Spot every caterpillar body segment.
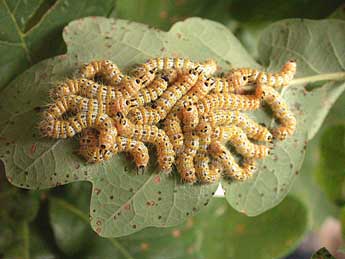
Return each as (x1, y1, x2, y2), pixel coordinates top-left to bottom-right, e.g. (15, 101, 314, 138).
(194, 122, 220, 183)
(157, 135, 176, 172)
(115, 136, 150, 169)
(204, 110, 272, 142)
(176, 154, 197, 183)
(230, 60, 297, 89)
(256, 60, 297, 89)
(114, 112, 175, 171)
(79, 128, 113, 163)
(39, 109, 114, 139)
(152, 68, 200, 122)
(136, 57, 217, 76)
(128, 68, 201, 126)
(79, 60, 123, 85)
(194, 154, 221, 184)
(163, 115, 184, 154)
(118, 76, 149, 97)
(208, 142, 256, 181)
(128, 71, 178, 109)
(176, 132, 199, 183)
(211, 72, 249, 94)
(211, 126, 270, 159)
(49, 79, 86, 99)
(127, 106, 161, 125)
(197, 93, 261, 114)
(256, 85, 296, 140)
(79, 130, 148, 168)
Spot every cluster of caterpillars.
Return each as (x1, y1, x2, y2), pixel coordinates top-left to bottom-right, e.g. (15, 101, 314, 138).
(39, 57, 297, 184)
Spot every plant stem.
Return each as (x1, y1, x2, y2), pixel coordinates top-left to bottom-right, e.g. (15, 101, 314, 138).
(290, 72, 345, 86)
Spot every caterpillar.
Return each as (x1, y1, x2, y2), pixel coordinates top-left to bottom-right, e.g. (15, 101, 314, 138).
(115, 136, 150, 170)
(79, 128, 113, 163)
(127, 106, 161, 125)
(256, 85, 296, 140)
(79, 60, 124, 86)
(49, 79, 87, 99)
(128, 68, 200, 125)
(211, 72, 249, 94)
(208, 142, 256, 181)
(162, 116, 184, 153)
(194, 147, 220, 184)
(43, 95, 105, 121)
(203, 110, 272, 142)
(118, 76, 149, 97)
(152, 68, 200, 121)
(39, 110, 115, 139)
(197, 93, 261, 114)
(50, 79, 136, 116)
(135, 57, 217, 77)
(229, 60, 297, 89)
(114, 112, 175, 171)
(128, 70, 178, 109)
(79, 129, 149, 168)
(211, 125, 270, 159)
(176, 132, 200, 183)
(194, 121, 220, 183)
(99, 127, 117, 150)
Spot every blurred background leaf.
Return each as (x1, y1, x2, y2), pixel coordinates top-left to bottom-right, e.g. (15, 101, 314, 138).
(316, 125, 345, 205)
(0, 0, 116, 90)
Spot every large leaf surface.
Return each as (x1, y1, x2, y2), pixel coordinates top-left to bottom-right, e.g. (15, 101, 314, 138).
(1, 17, 345, 236)
(49, 182, 202, 259)
(49, 182, 308, 259)
(0, 0, 116, 91)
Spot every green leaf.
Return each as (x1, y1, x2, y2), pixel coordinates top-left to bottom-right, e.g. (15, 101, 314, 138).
(230, 0, 342, 23)
(0, 0, 116, 91)
(291, 135, 339, 229)
(1, 17, 345, 236)
(49, 182, 202, 259)
(49, 183, 94, 255)
(116, 0, 232, 31)
(223, 18, 345, 216)
(316, 125, 345, 204)
(50, 183, 307, 259)
(196, 196, 308, 259)
(0, 166, 53, 258)
(1, 222, 56, 259)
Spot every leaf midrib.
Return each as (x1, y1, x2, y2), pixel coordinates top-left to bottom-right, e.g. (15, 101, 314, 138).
(3, 0, 32, 63)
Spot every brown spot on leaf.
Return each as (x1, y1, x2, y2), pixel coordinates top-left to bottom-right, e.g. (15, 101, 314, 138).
(124, 203, 131, 210)
(154, 175, 161, 184)
(30, 144, 36, 154)
(146, 200, 155, 206)
(172, 229, 181, 238)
